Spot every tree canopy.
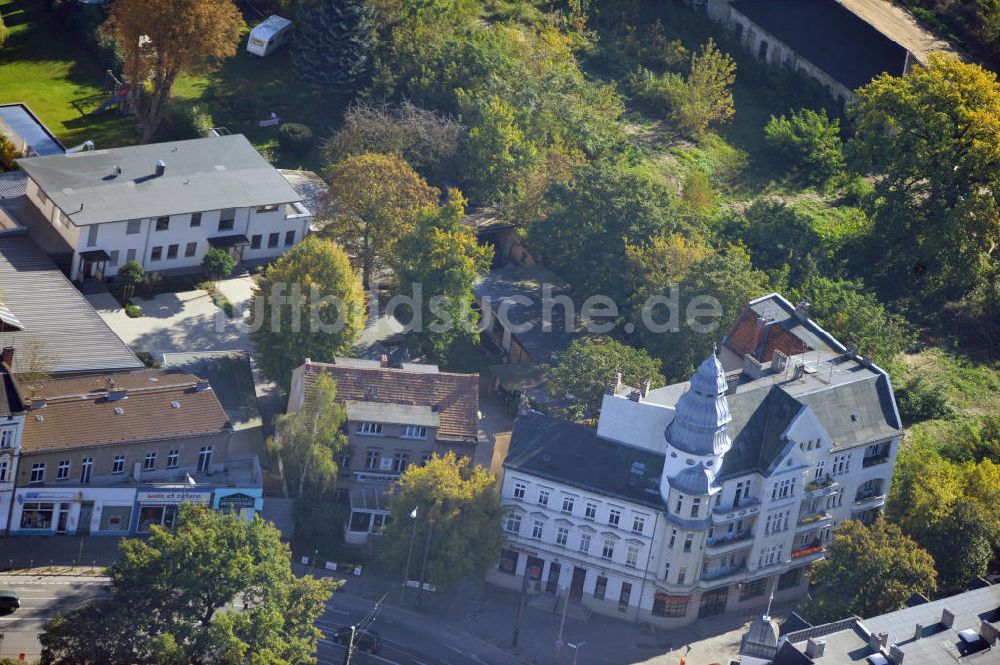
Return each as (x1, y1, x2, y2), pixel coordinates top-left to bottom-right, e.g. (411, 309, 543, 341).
(274, 372, 347, 498)
(40, 505, 334, 665)
(105, 0, 244, 142)
(378, 452, 502, 591)
(292, 0, 374, 91)
(250, 236, 365, 386)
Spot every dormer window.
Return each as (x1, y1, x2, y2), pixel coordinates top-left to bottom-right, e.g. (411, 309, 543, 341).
(357, 422, 383, 436)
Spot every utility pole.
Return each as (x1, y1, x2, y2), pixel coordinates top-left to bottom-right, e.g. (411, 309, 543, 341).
(511, 562, 530, 646)
(415, 520, 434, 611)
(554, 586, 569, 663)
(399, 507, 418, 605)
(340, 625, 356, 665)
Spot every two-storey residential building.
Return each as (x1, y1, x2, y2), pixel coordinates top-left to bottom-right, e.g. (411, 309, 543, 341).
(287, 357, 481, 544)
(7, 368, 263, 535)
(15, 134, 312, 282)
(490, 293, 903, 626)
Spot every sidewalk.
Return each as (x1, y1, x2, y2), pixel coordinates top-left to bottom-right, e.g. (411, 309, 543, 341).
(0, 535, 124, 572)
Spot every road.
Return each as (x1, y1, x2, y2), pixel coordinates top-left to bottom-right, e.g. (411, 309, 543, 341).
(0, 578, 512, 665)
(0, 577, 107, 660)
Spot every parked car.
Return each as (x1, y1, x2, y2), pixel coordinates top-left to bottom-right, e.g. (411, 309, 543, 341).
(0, 590, 19, 612)
(331, 626, 381, 653)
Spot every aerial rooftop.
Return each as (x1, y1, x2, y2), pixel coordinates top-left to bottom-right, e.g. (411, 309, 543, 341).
(16, 134, 304, 226)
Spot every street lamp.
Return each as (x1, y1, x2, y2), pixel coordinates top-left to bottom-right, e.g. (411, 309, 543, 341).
(399, 507, 418, 605)
(566, 641, 586, 665)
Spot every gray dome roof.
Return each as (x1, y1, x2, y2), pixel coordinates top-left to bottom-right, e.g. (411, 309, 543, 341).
(743, 615, 780, 649)
(665, 352, 732, 456)
(669, 465, 715, 495)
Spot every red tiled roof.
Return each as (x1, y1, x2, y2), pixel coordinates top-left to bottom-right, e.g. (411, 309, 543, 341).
(302, 362, 479, 441)
(760, 324, 810, 362)
(725, 306, 810, 362)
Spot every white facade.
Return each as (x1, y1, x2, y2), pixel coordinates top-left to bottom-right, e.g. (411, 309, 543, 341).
(0, 414, 25, 533)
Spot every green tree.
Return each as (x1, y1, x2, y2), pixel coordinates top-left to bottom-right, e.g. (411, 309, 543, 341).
(887, 439, 965, 540)
(379, 452, 502, 591)
(292, 0, 374, 91)
(804, 519, 936, 623)
(639, 245, 771, 382)
(763, 108, 845, 185)
(274, 372, 347, 497)
(105, 0, 244, 142)
(117, 260, 145, 303)
(39, 505, 334, 665)
(668, 39, 736, 135)
(732, 199, 832, 285)
(544, 337, 664, 421)
(201, 248, 236, 282)
(394, 191, 492, 364)
(461, 95, 539, 204)
(848, 54, 1000, 301)
(920, 502, 993, 595)
(250, 236, 365, 386)
(320, 153, 439, 288)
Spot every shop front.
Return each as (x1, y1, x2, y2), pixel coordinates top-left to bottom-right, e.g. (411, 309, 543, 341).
(10, 489, 79, 535)
(133, 488, 211, 533)
(213, 487, 263, 520)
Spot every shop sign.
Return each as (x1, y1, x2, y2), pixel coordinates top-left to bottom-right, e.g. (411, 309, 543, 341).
(218, 493, 256, 510)
(137, 490, 210, 504)
(22, 491, 76, 501)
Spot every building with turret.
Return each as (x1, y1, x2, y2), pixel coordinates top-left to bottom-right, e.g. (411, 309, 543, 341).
(490, 293, 903, 625)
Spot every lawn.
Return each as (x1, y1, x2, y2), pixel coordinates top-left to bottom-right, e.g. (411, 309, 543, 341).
(0, 0, 348, 171)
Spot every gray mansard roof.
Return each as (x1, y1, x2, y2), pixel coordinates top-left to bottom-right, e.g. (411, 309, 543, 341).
(505, 411, 665, 510)
(17, 135, 303, 226)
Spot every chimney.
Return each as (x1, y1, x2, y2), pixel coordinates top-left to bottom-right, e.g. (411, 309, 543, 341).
(792, 363, 806, 381)
(605, 372, 623, 396)
(879, 632, 889, 648)
(805, 638, 825, 658)
(941, 608, 955, 628)
(641, 377, 651, 398)
(913, 623, 923, 640)
(380, 353, 389, 368)
(889, 644, 905, 664)
(794, 299, 811, 320)
(155, 160, 166, 177)
(980, 619, 999, 646)
(1, 346, 13, 368)
(867, 632, 882, 652)
(628, 390, 641, 402)
(194, 379, 211, 392)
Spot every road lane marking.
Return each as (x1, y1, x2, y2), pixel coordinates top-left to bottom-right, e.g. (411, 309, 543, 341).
(383, 638, 407, 648)
(445, 644, 489, 664)
(367, 653, 401, 665)
(325, 608, 351, 615)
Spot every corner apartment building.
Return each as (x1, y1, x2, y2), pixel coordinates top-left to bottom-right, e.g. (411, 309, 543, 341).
(15, 134, 312, 282)
(6, 368, 262, 536)
(490, 293, 903, 626)
(288, 357, 481, 544)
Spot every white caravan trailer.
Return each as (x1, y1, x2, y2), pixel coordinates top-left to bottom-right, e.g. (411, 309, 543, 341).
(247, 16, 293, 57)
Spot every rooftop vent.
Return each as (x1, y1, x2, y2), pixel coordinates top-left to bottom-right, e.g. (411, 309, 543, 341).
(170, 401, 181, 409)
(805, 638, 825, 658)
(114, 406, 124, 415)
(107, 389, 128, 402)
(35, 414, 43, 422)
(111, 165, 122, 178)
(155, 160, 166, 177)
(367, 387, 378, 399)
(194, 379, 211, 392)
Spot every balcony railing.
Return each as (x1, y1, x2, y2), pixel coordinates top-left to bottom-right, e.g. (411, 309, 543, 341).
(797, 511, 832, 527)
(804, 475, 834, 492)
(701, 563, 748, 581)
(791, 539, 825, 559)
(714, 497, 759, 515)
(706, 530, 753, 548)
(853, 492, 886, 506)
(862, 452, 890, 468)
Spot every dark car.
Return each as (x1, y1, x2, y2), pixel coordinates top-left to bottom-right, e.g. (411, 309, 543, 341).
(331, 626, 381, 653)
(0, 590, 19, 613)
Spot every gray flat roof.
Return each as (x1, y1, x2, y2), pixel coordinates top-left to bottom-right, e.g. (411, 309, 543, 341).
(0, 231, 142, 373)
(0, 104, 65, 157)
(17, 134, 303, 226)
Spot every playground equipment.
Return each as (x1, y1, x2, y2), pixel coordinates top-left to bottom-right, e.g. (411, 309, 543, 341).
(92, 71, 137, 116)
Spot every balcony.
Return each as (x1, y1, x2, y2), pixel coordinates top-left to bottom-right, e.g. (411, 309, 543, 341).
(796, 510, 832, 531)
(700, 562, 748, 582)
(803, 475, 840, 498)
(705, 530, 754, 555)
(713, 498, 760, 524)
(852, 493, 886, 509)
(862, 452, 890, 468)
(791, 541, 826, 561)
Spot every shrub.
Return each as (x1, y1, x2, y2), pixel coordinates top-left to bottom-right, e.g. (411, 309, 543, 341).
(125, 303, 143, 318)
(277, 122, 314, 156)
(897, 376, 955, 424)
(202, 248, 236, 281)
(764, 108, 845, 185)
(0, 134, 20, 171)
(0, 12, 8, 49)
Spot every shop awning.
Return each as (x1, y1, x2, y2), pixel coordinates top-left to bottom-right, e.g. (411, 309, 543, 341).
(79, 249, 112, 262)
(208, 234, 250, 249)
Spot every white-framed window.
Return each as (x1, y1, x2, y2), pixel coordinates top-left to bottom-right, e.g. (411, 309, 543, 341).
(513, 482, 526, 500)
(392, 452, 409, 473)
(190, 212, 202, 227)
(365, 449, 381, 470)
(626, 544, 639, 568)
(357, 422, 383, 436)
(30, 462, 45, 483)
(584, 502, 597, 520)
(832, 453, 850, 476)
(0, 459, 6, 482)
(677, 566, 687, 584)
(112, 455, 125, 474)
(814, 460, 826, 480)
(537, 490, 549, 507)
(556, 526, 569, 547)
(683, 532, 694, 552)
(197, 446, 212, 472)
(632, 515, 646, 534)
(166, 449, 179, 468)
(57, 460, 70, 480)
(601, 539, 615, 561)
(690, 497, 701, 518)
(531, 520, 544, 540)
(0, 429, 13, 448)
(126, 219, 141, 235)
(675, 494, 684, 513)
(340, 451, 352, 470)
(561, 496, 575, 513)
(155, 216, 170, 231)
(608, 508, 621, 527)
(143, 452, 156, 470)
(579, 533, 591, 554)
(668, 528, 677, 548)
(109, 250, 120, 266)
(771, 477, 796, 500)
(401, 425, 427, 440)
(80, 457, 92, 484)
(765, 510, 790, 534)
(504, 511, 522, 534)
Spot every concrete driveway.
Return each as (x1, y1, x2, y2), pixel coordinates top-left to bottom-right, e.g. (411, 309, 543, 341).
(86, 276, 255, 356)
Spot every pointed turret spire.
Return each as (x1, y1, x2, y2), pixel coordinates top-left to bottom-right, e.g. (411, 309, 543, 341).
(665, 350, 732, 456)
